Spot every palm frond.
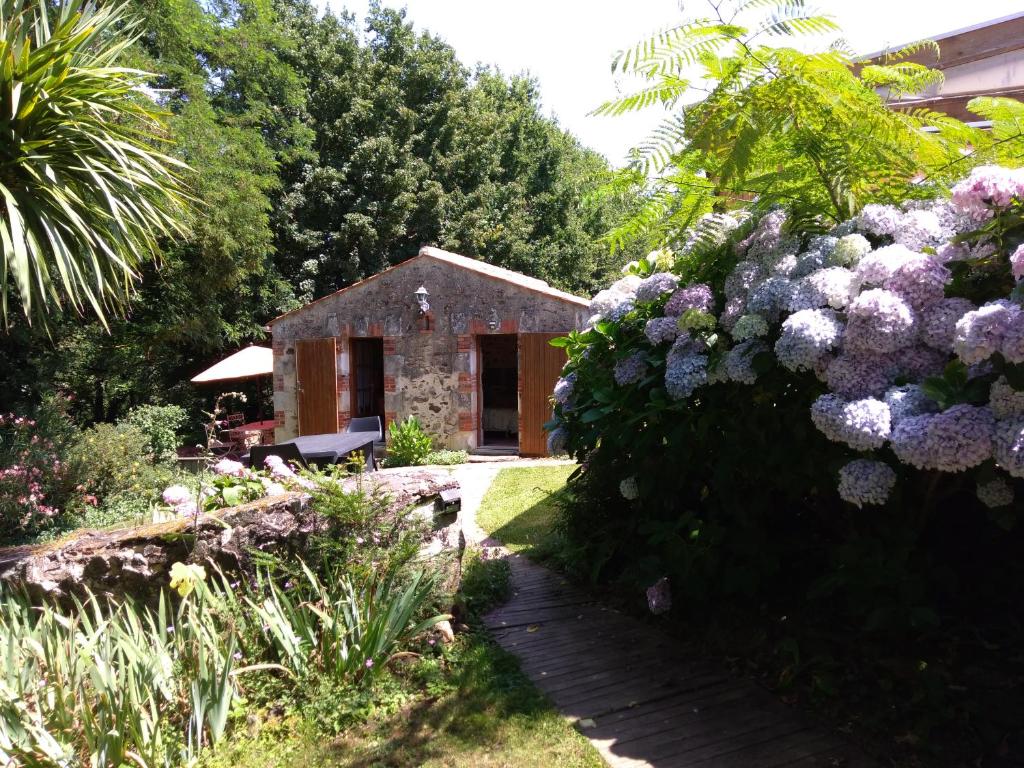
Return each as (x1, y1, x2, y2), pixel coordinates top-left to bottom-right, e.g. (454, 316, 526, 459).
(0, 0, 192, 328)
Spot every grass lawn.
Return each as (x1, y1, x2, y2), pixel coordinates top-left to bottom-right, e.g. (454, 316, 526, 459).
(203, 548, 601, 768)
(475, 465, 575, 557)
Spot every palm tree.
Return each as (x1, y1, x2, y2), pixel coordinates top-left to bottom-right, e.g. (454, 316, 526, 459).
(0, 0, 191, 327)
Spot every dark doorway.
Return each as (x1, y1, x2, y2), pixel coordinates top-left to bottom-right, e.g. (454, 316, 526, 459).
(479, 334, 519, 447)
(350, 338, 385, 423)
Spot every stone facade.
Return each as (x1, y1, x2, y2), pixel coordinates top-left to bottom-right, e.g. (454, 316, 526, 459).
(269, 247, 588, 450)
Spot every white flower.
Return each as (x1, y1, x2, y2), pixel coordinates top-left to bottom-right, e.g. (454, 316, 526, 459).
(619, 477, 639, 500)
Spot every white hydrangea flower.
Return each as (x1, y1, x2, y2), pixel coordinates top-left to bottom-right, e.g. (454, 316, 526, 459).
(831, 234, 871, 267)
(857, 203, 903, 237)
(855, 244, 919, 287)
(619, 476, 640, 500)
(810, 394, 891, 451)
(977, 477, 1014, 508)
(775, 308, 844, 372)
(787, 267, 858, 311)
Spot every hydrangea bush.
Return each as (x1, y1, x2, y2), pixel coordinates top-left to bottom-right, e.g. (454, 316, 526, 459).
(549, 166, 1024, 640)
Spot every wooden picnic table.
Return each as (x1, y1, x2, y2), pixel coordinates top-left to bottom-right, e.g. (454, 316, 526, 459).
(225, 419, 276, 448)
(278, 431, 378, 471)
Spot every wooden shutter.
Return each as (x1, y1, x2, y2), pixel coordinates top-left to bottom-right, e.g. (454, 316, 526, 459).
(519, 333, 568, 456)
(296, 338, 338, 436)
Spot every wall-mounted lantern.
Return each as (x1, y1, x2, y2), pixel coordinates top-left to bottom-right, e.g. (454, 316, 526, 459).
(414, 286, 430, 315)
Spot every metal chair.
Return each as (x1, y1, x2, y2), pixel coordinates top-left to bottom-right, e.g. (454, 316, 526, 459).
(248, 443, 308, 471)
(204, 423, 234, 455)
(346, 416, 383, 442)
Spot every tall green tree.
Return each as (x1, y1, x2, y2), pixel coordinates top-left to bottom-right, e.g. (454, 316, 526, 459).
(0, 0, 191, 326)
(598, 0, 988, 250)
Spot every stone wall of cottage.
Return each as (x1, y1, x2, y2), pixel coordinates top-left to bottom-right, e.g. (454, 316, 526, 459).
(270, 256, 587, 449)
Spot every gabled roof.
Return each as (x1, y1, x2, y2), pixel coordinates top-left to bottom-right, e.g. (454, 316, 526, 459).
(268, 246, 589, 326)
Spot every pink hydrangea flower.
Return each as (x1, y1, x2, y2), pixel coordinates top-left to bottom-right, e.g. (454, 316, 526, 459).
(1011, 244, 1024, 281)
(213, 458, 247, 477)
(162, 484, 193, 507)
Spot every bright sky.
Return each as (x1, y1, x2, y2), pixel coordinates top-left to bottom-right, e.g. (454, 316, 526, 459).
(325, 0, 1023, 165)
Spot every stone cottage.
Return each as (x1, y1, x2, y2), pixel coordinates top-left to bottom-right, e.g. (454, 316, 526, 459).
(268, 247, 588, 455)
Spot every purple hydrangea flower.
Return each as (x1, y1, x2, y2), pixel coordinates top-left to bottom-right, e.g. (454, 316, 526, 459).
(737, 209, 788, 260)
(724, 261, 765, 300)
(162, 485, 193, 507)
(644, 316, 679, 345)
(1002, 313, 1024, 364)
(636, 272, 680, 303)
(977, 477, 1014, 508)
(789, 250, 827, 280)
(775, 308, 843, 372)
(810, 394, 891, 451)
(719, 295, 746, 331)
(857, 204, 903, 237)
(825, 352, 899, 399)
(614, 351, 648, 386)
(990, 376, 1024, 420)
(665, 283, 714, 316)
(845, 289, 917, 354)
(953, 300, 1023, 365)
(920, 297, 976, 351)
(894, 344, 949, 380)
(855, 244, 918, 287)
(893, 209, 947, 251)
(723, 340, 768, 385)
(838, 459, 897, 508)
(646, 577, 672, 615)
(891, 405, 994, 472)
(787, 267, 858, 311)
(994, 417, 1024, 478)
(950, 165, 1024, 220)
(883, 255, 950, 309)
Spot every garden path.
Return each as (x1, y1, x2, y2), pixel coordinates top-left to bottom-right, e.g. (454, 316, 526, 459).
(456, 463, 877, 768)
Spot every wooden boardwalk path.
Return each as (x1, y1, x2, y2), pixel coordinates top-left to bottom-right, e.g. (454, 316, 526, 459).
(484, 553, 876, 768)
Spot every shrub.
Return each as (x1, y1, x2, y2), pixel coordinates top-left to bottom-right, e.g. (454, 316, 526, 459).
(66, 422, 172, 506)
(123, 404, 187, 463)
(550, 170, 1024, 755)
(423, 449, 469, 465)
(382, 416, 434, 467)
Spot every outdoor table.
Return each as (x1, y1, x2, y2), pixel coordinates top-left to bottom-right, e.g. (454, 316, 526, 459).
(226, 419, 276, 448)
(277, 431, 378, 471)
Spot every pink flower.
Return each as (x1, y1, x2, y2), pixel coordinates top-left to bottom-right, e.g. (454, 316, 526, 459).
(213, 458, 247, 478)
(162, 484, 193, 507)
(364, 658, 374, 669)
(1011, 244, 1024, 281)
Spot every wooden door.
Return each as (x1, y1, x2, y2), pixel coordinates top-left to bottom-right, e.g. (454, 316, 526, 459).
(519, 333, 568, 456)
(296, 338, 338, 436)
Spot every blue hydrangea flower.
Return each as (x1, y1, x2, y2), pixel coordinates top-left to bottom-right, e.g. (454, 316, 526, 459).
(891, 405, 994, 472)
(746, 277, 793, 322)
(893, 345, 949, 381)
(893, 208, 948, 251)
(553, 373, 576, 407)
(546, 426, 569, 456)
(990, 376, 1024, 420)
(994, 417, 1024, 478)
(636, 272, 680, 303)
(614, 351, 648, 386)
(665, 336, 709, 400)
(724, 261, 765, 300)
(810, 394, 892, 451)
(723, 340, 768, 385)
(719, 296, 746, 332)
(884, 384, 938, 426)
(787, 267, 858, 311)
(838, 459, 897, 507)
(845, 289, 917, 354)
(775, 308, 843, 372)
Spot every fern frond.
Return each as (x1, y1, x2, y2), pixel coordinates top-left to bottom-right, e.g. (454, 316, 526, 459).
(592, 76, 691, 116)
